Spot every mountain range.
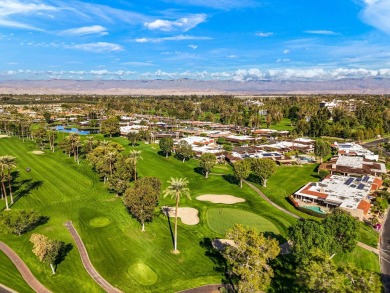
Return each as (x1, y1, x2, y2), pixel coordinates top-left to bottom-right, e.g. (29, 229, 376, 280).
(0, 78, 389, 95)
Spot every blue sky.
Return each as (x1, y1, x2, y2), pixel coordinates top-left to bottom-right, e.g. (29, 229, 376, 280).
(1, 0, 390, 80)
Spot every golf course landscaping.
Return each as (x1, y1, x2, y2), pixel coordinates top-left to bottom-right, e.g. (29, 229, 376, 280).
(0, 135, 381, 292)
(0, 136, 297, 293)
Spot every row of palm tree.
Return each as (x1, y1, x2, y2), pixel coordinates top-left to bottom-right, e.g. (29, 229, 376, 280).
(0, 156, 17, 210)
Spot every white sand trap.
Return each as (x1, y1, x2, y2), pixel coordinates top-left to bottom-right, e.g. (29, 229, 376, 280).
(163, 207, 199, 225)
(196, 194, 245, 204)
(212, 238, 237, 251)
(0, 134, 9, 138)
(31, 150, 44, 155)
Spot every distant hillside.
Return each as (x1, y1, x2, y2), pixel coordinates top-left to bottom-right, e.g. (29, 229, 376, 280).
(0, 78, 389, 95)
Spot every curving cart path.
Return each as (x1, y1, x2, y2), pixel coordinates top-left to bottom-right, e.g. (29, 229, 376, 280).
(0, 241, 51, 293)
(64, 221, 122, 293)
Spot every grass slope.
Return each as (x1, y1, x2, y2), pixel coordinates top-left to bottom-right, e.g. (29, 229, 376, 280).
(0, 137, 296, 293)
(333, 246, 380, 273)
(258, 164, 320, 219)
(0, 251, 35, 293)
(207, 208, 280, 235)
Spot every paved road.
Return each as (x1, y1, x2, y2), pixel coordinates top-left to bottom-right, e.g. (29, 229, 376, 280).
(0, 284, 18, 293)
(381, 211, 390, 293)
(64, 222, 122, 293)
(361, 138, 389, 148)
(0, 241, 51, 293)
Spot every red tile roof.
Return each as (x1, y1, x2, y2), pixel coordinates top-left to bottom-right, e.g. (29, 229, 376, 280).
(300, 184, 328, 199)
(357, 200, 371, 215)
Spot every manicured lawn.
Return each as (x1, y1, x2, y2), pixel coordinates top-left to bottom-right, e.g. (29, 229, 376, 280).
(0, 137, 297, 293)
(358, 222, 379, 248)
(269, 118, 295, 131)
(258, 164, 320, 219)
(0, 251, 35, 293)
(207, 208, 280, 235)
(333, 246, 380, 273)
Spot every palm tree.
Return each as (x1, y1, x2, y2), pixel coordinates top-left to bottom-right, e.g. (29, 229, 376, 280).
(0, 156, 10, 210)
(163, 177, 190, 253)
(4, 156, 16, 204)
(128, 150, 143, 181)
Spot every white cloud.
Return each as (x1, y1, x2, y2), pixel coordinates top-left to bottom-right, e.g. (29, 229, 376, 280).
(65, 42, 124, 53)
(232, 67, 390, 81)
(255, 32, 273, 37)
(276, 58, 291, 63)
(122, 61, 154, 66)
(0, 0, 57, 30)
(361, 0, 390, 34)
(60, 25, 108, 36)
(188, 44, 198, 49)
(304, 30, 337, 35)
(144, 14, 206, 32)
(162, 0, 257, 10)
(135, 35, 212, 43)
(283, 49, 290, 54)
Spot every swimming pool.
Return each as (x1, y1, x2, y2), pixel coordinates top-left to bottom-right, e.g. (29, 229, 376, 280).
(302, 206, 327, 214)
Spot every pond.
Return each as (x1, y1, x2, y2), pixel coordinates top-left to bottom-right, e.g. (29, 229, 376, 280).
(54, 125, 94, 135)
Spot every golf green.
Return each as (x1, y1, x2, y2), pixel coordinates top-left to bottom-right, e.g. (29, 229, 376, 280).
(89, 217, 111, 228)
(128, 263, 158, 285)
(207, 208, 280, 235)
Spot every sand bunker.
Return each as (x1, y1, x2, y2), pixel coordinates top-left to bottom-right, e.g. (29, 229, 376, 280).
(196, 194, 245, 204)
(0, 134, 9, 138)
(31, 150, 44, 155)
(162, 207, 199, 225)
(212, 238, 237, 251)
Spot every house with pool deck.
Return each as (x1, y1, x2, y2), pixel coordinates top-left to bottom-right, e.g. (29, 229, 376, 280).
(293, 174, 382, 220)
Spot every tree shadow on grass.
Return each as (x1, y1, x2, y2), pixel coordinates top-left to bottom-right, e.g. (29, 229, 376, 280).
(12, 179, 43, 205)
(161, 207, 175, 250)
(222, 174, 239, 185)
(55, 243, 73, 271)
(193, 167, 204, 176)
(200, 237, 235, 291)
(246, 173, 262, 185)
(157, 151, 170, 158)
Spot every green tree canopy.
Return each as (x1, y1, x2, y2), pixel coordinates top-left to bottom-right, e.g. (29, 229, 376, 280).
(288, 219, 336, 260)
(123, 177, 161, 231)
(0, 210, 43, 236)
(159, 137, 174, 157)
(233, 159, 251, 188)
(296, 248, 344, 293)
(314, 139, 331, 163)
(100, 116, 120, 137)
(322, 209, 359, 254)
(175, 140, 193, 162)
(222, 224, 280, 293)
(199, 153, 216, 178)
(250, 158, 277, 187)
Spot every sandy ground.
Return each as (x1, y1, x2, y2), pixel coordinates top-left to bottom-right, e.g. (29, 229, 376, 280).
(196, 194, 245, 204)
(212, 239, 237, 251)
(0, 134, 9, 138)
(163, 207, 199, 225)
(31, 150, 45, 155)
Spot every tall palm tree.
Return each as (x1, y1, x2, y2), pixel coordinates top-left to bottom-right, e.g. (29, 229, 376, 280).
(163, 177, 190, 253)
(0, 156, 10, 210)
(4, 156, 16, 204)
(128, 150, 143, 181)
